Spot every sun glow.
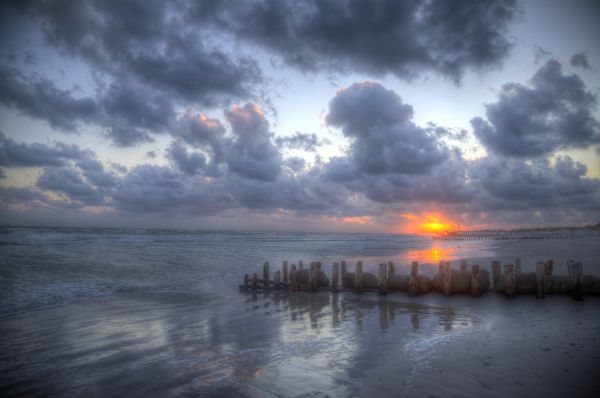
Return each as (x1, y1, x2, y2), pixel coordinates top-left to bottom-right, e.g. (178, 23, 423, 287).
(397, 213, 455, 235)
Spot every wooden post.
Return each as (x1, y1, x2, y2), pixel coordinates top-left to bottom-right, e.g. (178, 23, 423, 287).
(567, 259, 575, 278)
(460, 259, 467, 272)
(515, 258, 522, 274)
(341, 261, 347, 277)
(299, 260, 304, 271)
(491, 261, 501, 290)
(387, 261, 395, 280)
(263, 261, 270, 287)
(309, 262, 317, 292)
(332, 262, 340, 293)
(244, 273, 249, 288)
(355, 261, 363, 293)
(545, 259, 554, 276)
(282, 261, 289, 283)
(378, 263, 387, 295)
(535, 262, 545, 299)
(504, 264, 515, 299)
(290, 268, 297, 291)
(316, 261, 322, 271)
(408, 261, 419, 297)
(443, 261, 452, 296)
(571, 262, 583, 301)
(252, 273, 258, 289)
(471, 265, 481, 297)
(274, 270, 281, 289)
(438, 260, 445, 274)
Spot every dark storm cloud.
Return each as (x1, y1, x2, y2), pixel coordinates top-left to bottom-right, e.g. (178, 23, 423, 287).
(0, 133, 91, 168)
(166, 140, 207, 176)
(570, 52, 591, 70)
(191, 0, 518, 82)
(472, 60, 600, 157)
(326, 82, 449, 175)
(17, 0, 262, 105)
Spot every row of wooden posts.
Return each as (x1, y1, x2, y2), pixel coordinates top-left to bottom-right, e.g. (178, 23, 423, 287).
(240, 259, 596, 301)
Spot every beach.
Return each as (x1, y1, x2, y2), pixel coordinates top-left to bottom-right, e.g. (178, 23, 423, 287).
(1, 227, 599, 397)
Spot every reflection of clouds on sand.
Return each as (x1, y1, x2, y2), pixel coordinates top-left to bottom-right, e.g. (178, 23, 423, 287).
(241, 289, 483, 395)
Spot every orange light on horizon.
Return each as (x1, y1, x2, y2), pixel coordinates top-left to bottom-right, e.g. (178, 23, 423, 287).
(396, 212, 456, 235)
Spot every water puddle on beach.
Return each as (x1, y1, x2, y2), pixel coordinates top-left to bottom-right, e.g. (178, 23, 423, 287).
(0, 284, 484, 397)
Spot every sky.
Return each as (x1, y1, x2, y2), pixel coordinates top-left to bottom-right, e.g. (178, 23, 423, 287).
(0, 0, 599, 234)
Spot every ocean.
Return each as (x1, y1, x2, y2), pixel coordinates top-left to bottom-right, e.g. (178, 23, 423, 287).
(1, 227, 599, 397)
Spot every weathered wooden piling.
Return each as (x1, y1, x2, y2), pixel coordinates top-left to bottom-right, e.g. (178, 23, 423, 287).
(438, 260, 444, 274)
(378, 263, 388, 295)
(504, 264, 515, 299)
(252, 273, 258, 289)
(332, 262, 340, 293)
(567, 259, 575, 277)
(309, 262, 318, 292)
(491, 261, 502, 290)
(274, 270, 281, 289)
(263, 262, 270, 287)
(290, 268, 297, 291)
(244, 273, 249, 288)
(471, 265, 481, 297)
(408, 261, 419, 297)
(282, 261, 289, 283)
(316, 261, 322, 271)
(536, 262, 545, 298)
(571, 262, 583, 301)
(545, 259, 554, 276)
(515, 258, 522, 274)
(299, 260, 304, 271)
(355, 261, 363, 293)
(460, 259, 468, 272)
(443, 261, 452, 296)
(341, 261, 347, 277)
(387, 261, 395, 280)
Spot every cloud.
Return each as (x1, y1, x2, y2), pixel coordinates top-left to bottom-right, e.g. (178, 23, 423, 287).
(36, 167, 106, 205)
(191, 0, 518, 82)
(570, 52, 591, 70)
(326, 82, 449, 175)
(471, 155, 599, 211)
(0, 65, 96, 132)
(220, 103, 282, 181)
(17, 0, 262, 105)
(0, 133, 91, 168)
(472, 60, 600, 157)
(166, 140, 207, 175)
(276, 132, 328, 152)
(110, 165, 234, 214)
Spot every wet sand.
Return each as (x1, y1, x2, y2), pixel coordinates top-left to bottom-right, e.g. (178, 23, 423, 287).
(2, 279, 599, 397)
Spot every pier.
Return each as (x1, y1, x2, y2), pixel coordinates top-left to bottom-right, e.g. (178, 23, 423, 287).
(240, 259, 600, 300)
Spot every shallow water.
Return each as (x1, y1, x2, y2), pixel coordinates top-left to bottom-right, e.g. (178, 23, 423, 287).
(1, 227, 599, 397)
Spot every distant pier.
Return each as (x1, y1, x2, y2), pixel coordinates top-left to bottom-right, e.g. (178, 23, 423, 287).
(432, 229, 600, 241)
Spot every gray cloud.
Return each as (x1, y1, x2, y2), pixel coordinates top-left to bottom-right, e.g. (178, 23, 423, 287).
(166, 140, 207, 176)
(191, 0, 517, 83)
(326, 82, 449, 175)
(472, 60, 600, 157)
(36, 167, 106, 205)
(0, 133, 91, 168)
(570, 52, 591, 70)
(17, 0, 262, 105)
(276, 132, 328, 152)
(220, 103, 282, 181)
